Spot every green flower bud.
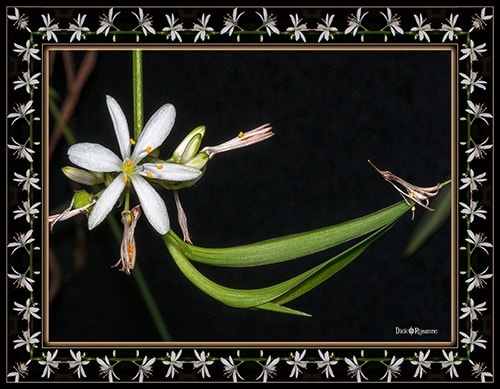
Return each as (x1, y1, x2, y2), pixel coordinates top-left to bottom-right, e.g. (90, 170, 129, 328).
(184, 152, 210, 170)
(170, 125, 206, 163)
(62, 166, 104, 185)
(73, 190, 93, 210)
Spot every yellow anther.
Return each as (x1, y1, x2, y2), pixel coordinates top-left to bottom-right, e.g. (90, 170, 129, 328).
(238, 131, 244, 138)
(147, 172, 153, 178)
(146, 146, 152, 153)
(130, 138, 136, 145)
(156, 164, 163, 170)
(126, 160, 133, 167)
(123, 175, 128, 184)
(128, 243, 134, 259)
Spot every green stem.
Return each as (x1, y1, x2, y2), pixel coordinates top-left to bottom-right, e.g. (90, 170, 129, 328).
(132, 49, 144, 140)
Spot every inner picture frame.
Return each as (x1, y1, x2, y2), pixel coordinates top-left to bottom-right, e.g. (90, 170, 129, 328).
(6, 6, 493, 383)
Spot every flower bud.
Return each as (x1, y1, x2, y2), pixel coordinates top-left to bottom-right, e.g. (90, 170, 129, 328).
(62, 166, 104, 185)
(170, 125, 206, 163)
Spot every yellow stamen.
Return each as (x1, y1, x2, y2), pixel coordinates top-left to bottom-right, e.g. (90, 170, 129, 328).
(128, 243, 134, 260)
(238, 131, 244, 138)
(130, 138, 136, 145)
(123, 175, 128, 184)
(126, 160, 133, 167)
(156, 164, 163, 170)
(147, 172, 153, 178)
(146, 146, 152, 153)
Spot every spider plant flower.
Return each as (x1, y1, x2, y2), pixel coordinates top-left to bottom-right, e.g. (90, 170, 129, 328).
(67, 95, 202, 235)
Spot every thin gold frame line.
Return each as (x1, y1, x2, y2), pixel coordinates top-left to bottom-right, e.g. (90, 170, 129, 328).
(42, 44, 457, 349)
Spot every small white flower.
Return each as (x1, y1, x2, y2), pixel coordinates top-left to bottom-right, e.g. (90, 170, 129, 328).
(345, 356, 368, 382)
(470, 361, 493, 382)
(7, 361, 31, 383)
(8, 7, 31, 31)
(132, 356, 156, 382)
(220, 355, 244, 382)
(162, 14, 183, 42)
(459, 299, 487, 320)
(133, 8, 155, 36)
(256, 8, 280, 36)
(460, 40, 487, 62)
(465, 267, 492, 291)
(13, 40, 40, 62)
(345, 7, 368, 36)
(193, 350, 214, 379)
(256, 355, 280, 382)
(441, 14, 462, 42)
(459, 200, 487, 223)
(286, 14, 307, 42)
(13, 298, 41, 320)
(13, 330, 41, 353)
(67, 95, 201, 235)
(13, 200, 41, 223)
(380, 355, 404, 382)
(8, 229, 36, 254)
(460, 71, 487, 93)
(193, 14, 214, 42)
(316, 350, 338, 379)
(411, 14, 432, 42)
(287, 350, 307, 378)
(459, 169, 487, 191)
(470, 8, 493, 31)
(13, 71, 41, 94)
(69, 350, 90, 378)
(221, 8, 244, 36)
(460, 330, 487, 353)
(69, 14, 90, 42)
(441, 350, 462, 379)
(465, 230, 493, 254)
(96, 355, 120, 382)
(39, 13, 59, 42)
(8, 137, 35, 162)
(13, 169, 41, 192)
(411, 350, 431, 379)
(97, 8, 120, 36)
(465, 100, 493, 125)
(162, 350, 183, 379)
(39, 350, 59, 379)
(8, 100, 35, 125)
(380, 8, 404, 36)
(7, 266, 35, 291)
(465, 137, 492, 162)
(317, 14, 338, 42)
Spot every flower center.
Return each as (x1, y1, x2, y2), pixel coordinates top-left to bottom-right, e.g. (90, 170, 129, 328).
(122, 159, 136, 181)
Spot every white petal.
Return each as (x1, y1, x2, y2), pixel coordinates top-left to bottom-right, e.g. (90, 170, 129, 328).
(68, 143, 122, 172)
(132, 104, 175, 161)
(140, 162, 201, 181)
(130, 175, 169, 234)
(106, 95, 131, 159)
(88, 175, 126, 229)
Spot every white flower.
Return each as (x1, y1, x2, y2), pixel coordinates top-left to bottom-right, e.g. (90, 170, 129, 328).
(13, 200, 41, 223)
(411, 14, 432, 42)
(8, 137, 35, 162)
(162, 14, 183, 42)
(13, 169, 41, 192)
(133, 8, 155, 36)
(441, 14, 462, 42)
(7, 231, 35, 255)
(465, 100, 493, 125)
(97, 8, 120, 36)
(96, 355, 120, 382)
(193, 350, 214, 379)
(465, 137, 492, 162)
(441, 350, 462, 379)
(13, 330, 41, 352)
(411, 350, 431, 379)
(380, 355, 404, 382)
(13, 298, 41, 320)
(256, 8, 280, 36)
(459, 299, 487, 320)
(317, 14, 338, 42)
(69, 350, 90, 378)
(286, 350, 307, 378)
(69, 14, 90, 42)
(460, 330, 487, 353)
(7, 266, 35, 291)
(465, 267, 492, 291)
(220, 355, 244, 382)
(256, 355, 279, 382)
(193, 14, 214, 42)
(162, 350, 183, 379)
(470, 8, 493, 31)
(221, 8, 244, 36)
(459, 169, 487, 191)
(345, 356, 368, 382)
(465, 230, 493, 255)
(380, 8, 404, 36)
(8, 7, 31, 31)
(13, 40, 40, 62)
(286, 14, 307, 42)
(39, 13, 59, 42)
(7, 361, 31, 383)
(132, 356, 156, 382)
(316, 350, 338, 378)
(39, 350, 59, 379)
(8, 100, 35, 125)
(460, 40, 487, 62)
(13, 71, 41, 94)
(345, 8, 368, 36)
(67, 95, 201, 235)
(459, 200, 487, 223)
(460, 71, 487, 93)
(470, 361, 493, 382)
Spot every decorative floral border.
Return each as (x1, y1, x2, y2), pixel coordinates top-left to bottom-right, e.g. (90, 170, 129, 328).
(6, 6, 493, 382)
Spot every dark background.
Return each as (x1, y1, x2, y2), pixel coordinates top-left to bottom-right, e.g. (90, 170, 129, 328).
(47, 47, 453, 343)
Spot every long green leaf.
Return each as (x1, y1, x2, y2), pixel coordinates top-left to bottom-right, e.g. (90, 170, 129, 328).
(167, 201, 411, 267)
